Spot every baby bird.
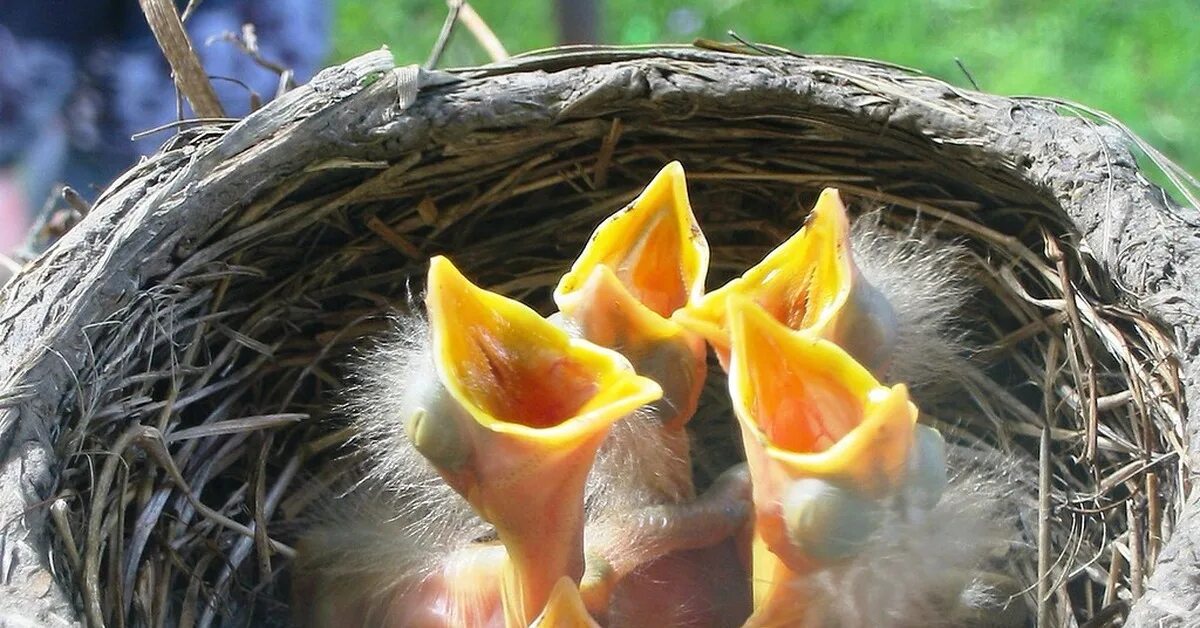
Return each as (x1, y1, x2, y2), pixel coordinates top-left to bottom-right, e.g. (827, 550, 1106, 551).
(688, 192, 1023, 627)
(296, 256, 664, 627)
(724, 297, 932, 626)
(675, 188, 897, 375)
(295, 254, 748, 627)
(418, 257, 664, 625)
(554, 161, 709, 506)
(551, 163, 755, 626)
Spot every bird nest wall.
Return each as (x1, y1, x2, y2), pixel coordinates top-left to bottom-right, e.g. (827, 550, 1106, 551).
(0, 47, 1197, 627)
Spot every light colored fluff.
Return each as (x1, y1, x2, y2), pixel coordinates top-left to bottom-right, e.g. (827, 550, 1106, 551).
(585, 409, 694, 519)
(294, 482, 472, 589)
(850, 212, 975, 393)
(299, 313, 492, 585)
(292, 483, 502, 627)
(795, 445, 1034, 628)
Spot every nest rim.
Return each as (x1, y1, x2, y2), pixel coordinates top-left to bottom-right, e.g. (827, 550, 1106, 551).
(0, 45, 1196, 627)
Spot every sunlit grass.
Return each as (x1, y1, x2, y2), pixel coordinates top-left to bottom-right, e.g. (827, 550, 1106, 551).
(334, 0, 1199, 177)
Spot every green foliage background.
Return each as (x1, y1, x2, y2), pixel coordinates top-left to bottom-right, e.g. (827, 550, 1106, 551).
(334, 0, 1198, 176)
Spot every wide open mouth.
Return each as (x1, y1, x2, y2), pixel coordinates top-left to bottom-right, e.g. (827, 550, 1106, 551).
(555, 161, 708, 319)
(427, 256, 661, 433)
(676, 188, 852, 353)
(728, 297, 917, 493)
(456, 326, 603, 428)
(729, 297, 869, 455)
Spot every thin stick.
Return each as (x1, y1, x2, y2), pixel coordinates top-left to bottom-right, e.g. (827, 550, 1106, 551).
(457, 1, 509, 62)
(1102, 543, 1123, 607)
(1045, 233, 1099, 463)
(138, 0, 225, 118)
(1038, 338, 1058, 627)
(1146, 471, 1162, 566)
(180, 0, 204, 21)
(1128, 499, 1144, 599)
(592, 118, 624, 189)
(425, 0, 463, 69)
(50, 499, 82, 576)
(365, 216, 423, 259)
(1038, 423, 1053, 627)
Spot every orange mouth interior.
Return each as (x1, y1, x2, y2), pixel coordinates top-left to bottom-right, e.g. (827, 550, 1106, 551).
(613, 210, 690, 318)
(556, 161, 706, 324)
(754, 268, 824, 333)
(456, 328, 601, 429)
(674, 188, 851, 358)
(740, 314, 862, 454)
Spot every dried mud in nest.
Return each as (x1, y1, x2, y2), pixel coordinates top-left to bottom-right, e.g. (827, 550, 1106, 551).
(2, 47, 1192, 627)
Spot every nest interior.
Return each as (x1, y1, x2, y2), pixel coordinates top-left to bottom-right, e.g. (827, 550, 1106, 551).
(1, 47, 1196, 627)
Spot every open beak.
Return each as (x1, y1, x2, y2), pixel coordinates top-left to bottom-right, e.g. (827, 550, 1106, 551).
(553, 161, 709, 432)
(555, 161, 708, 324)
(422, 256, 663, 626)
(530, 578, 602, 628)
(675, 188, 897, 374)
(726, 298, 917, 622)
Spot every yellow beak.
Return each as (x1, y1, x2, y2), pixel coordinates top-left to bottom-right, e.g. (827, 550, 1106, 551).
(553, 161, 709, 432)
(555, 161, 708, 324)
(422, 256, 663, 627)
(726, 298, 917, 620)
(675, 188, 897, 373)
(530, 578, 602, 628)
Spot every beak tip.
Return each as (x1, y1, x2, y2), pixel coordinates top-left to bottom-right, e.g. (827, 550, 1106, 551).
(427, 254, 453, 280)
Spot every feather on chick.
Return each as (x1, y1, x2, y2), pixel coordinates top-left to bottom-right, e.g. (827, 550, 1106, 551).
(848, 211, 974, 394)
(836, 213, 1035, 626)
(342, 311, 493, 557)
(293, 312, 499, 627)
(793, 446, 1033, 628)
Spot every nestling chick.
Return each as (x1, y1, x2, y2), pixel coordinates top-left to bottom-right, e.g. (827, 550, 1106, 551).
(416, 257, 663, 625)
(554, 163, 758, 626)
(296, 256, 664, 627)
(684, 189, 1020, 627)
(722, 300, 1023, 628)
(724, 298, 925, 626)
(555, 161, 710, 506)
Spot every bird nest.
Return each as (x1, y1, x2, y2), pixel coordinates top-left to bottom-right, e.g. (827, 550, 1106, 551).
(1, 45, 1197, 627)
